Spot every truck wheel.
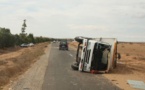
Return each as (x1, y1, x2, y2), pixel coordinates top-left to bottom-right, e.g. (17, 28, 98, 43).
(71, 63, 78, 70)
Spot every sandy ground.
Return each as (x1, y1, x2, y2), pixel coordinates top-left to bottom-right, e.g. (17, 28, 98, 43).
(0, 47, 24, 71)
(104, 43, 145, 90)
(2, 44, 51, 90)
(69, 41, 145, 90)
(0, 42, 49, 89)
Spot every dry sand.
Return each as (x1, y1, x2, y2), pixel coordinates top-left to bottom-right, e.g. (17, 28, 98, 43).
(104, 43, 145, 90)
(0, 42, 49, 89)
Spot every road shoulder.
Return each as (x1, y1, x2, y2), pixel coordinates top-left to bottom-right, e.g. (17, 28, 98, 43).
(3, 44, 51, 90)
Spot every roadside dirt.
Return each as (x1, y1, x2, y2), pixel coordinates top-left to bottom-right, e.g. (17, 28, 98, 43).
(3, 44, 51, 90)
(0, 42, 49, 89)
(104, 43, 145, 90)
(69, 41, 145, 90)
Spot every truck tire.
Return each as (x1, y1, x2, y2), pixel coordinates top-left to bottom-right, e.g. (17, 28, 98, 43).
(71, 63, 79, 70)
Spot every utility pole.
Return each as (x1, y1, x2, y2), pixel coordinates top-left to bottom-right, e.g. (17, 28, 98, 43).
(21, 19, 27, 34)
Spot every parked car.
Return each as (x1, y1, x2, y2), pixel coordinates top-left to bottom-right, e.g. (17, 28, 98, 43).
(20, 43, 28, 47)
(28, 43, 34, 47)
(59, 40, 68, 50)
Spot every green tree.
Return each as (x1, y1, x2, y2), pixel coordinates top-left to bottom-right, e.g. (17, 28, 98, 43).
(0, 28, 15, 48)
(19, 33, 28, 43)
(27, 33, 35, 43)
(14, 34, 21, 45)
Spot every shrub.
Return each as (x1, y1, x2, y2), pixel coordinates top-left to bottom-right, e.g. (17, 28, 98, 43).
(126, 53, 130, 56)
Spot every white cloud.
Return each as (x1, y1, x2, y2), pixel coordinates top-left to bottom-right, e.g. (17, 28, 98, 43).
(68, 24, 97, 30)
(0, 0, 145, 41)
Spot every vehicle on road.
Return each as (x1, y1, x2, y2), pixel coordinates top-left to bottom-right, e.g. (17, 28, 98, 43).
(59, 40, 68, 50)
(71, 36, 121, 73)
(53, 40, 56, 43)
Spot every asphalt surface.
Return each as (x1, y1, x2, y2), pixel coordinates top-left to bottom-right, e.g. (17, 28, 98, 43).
(42, 43, 121, 90)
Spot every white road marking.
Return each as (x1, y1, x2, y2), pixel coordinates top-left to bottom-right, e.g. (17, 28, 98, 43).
(70, 81, 78, 86)
(69, 54, 73, 57)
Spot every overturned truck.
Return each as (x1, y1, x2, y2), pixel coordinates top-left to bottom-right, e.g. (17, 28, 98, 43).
(71, 36, 120, 73)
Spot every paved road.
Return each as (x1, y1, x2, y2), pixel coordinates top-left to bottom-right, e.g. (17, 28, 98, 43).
(42, 43, 120, 90)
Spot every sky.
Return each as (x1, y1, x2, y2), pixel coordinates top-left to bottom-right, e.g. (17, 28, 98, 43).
(0, 0, 145, 42)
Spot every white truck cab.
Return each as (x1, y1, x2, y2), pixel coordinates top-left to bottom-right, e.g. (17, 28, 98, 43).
(71, 36, 120, 73)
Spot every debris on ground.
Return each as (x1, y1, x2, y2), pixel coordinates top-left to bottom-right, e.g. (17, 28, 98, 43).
(127, 80, 145, 90)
